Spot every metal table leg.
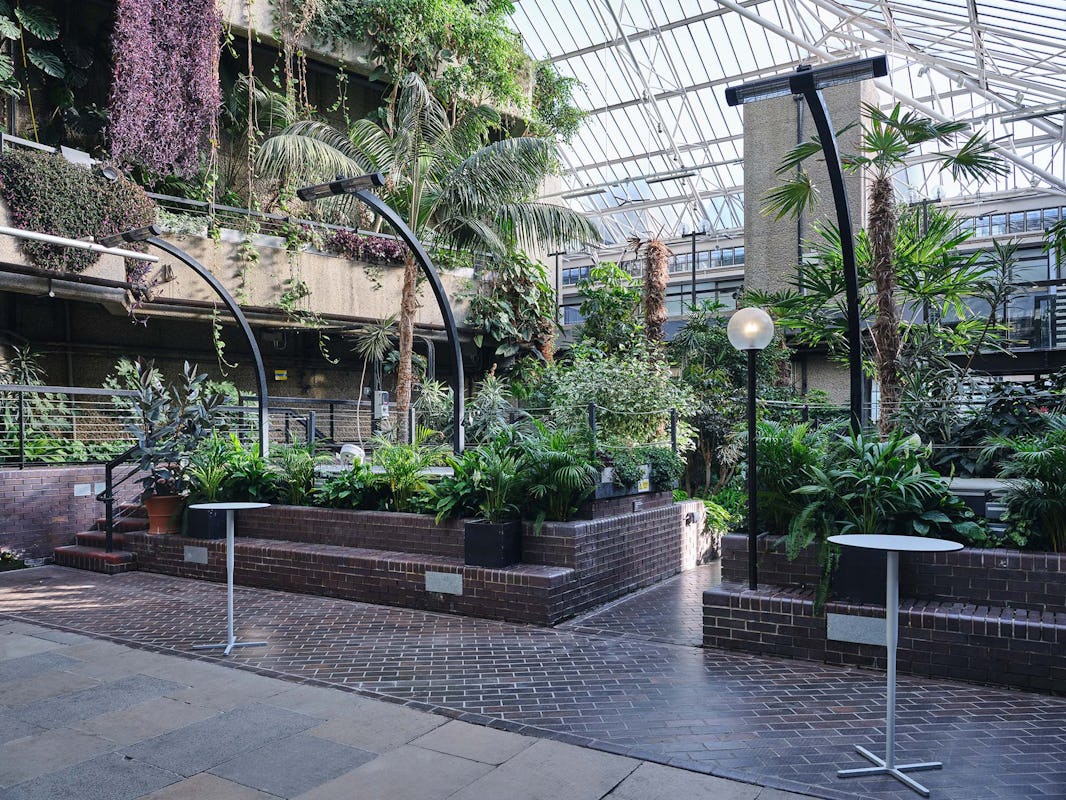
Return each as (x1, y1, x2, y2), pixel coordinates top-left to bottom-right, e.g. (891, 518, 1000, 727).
(192, 510, 268, 655)
(838, 551, 941, 797)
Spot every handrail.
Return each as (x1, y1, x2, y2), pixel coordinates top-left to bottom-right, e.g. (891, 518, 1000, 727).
(96, 445, 139, 553)
(0, 384, 136, 397)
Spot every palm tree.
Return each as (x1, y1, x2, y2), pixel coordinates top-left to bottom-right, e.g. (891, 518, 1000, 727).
(256, 73, 598, 434)
(628, 235, 670, 344)
(763, 102, 1007, 430)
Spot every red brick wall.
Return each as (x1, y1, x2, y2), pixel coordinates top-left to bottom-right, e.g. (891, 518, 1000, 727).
(0, 466, 105, 561)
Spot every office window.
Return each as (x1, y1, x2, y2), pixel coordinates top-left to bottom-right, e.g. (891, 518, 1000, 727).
(1008, 212, 1025, 234)
(991, 214, 1007, 236)
(1026, 210, 1042, 231)
(733, 246, 745, 264)
(562, 305, 584, 325)
(975, 215, 990, 237)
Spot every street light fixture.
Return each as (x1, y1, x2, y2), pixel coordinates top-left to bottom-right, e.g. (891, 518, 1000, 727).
(295, 173, 466, 452)
(727, 306, 775, 590)
(725, 55, 888, 433)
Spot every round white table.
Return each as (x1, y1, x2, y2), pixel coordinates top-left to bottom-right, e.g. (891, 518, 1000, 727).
(828, 534, 963, 797)
(189, 502, 270, 656)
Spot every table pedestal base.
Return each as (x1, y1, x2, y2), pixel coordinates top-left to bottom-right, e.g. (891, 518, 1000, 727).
(838, 745, 941, 797)
(192, 639, 268, 657)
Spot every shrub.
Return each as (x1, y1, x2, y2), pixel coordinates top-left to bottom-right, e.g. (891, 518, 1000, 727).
(0, 150, 155, 277)
(315, 463, 376, 509)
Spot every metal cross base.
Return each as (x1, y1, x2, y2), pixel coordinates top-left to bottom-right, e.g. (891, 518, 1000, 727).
(838, 745, 942, 797)
(192, 640, 269, 657)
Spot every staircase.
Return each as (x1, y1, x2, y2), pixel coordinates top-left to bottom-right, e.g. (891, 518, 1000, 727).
(53, 503, 145, 575)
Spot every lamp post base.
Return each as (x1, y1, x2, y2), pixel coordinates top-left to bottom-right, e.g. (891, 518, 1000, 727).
(838, 745, 941, 797)
(192, 639, 269, 657)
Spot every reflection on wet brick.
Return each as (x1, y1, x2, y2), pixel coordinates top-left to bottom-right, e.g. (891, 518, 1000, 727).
(2, 566, 1064, 800)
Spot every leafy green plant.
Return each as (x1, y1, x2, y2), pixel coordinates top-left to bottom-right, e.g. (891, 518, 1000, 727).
(788, 429, 986, 610)
(0, 550, 28, 570)
(315, 462, 377, 509)
(517, 422, 598, 529)
(186, 436, 232, 502)
(608, 447, 646, 490)
(128, 360, 226, 497)
(221, 435, 278, 503)
(273, 443, 330, 506)
(641, 446, 685, 491)
(575, 262, 644, 350)
(434, 434, 522, 523)
(371, 429, 445, 512)
(982, 413, 1066, 552)
(754, 420, 834, 533)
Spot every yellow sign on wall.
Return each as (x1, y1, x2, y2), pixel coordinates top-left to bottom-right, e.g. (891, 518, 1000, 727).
(274, 369, 288, 381)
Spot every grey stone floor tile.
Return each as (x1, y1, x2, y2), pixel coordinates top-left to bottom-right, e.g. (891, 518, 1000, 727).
(135, 773, 281, 800)
(11, 674, 186, 729)
(294, 744, 492, 800)
(0, 712, 42, 746)
(0, 669, 101, 707)
(72, 696, 219, 745)
(122, 703, 324, 777)
(308, 701, 443, 753)
(0, 633, 65, 661)
(0, 751, 179, 800)
(0, 728, 114, 788)
(0, 651, 80, 683)
(265, 684, 375, 720)
(210, 732, 375, 797)
(411, 720, 534, 765)
(164, 671, 289, 711)
(448, 738, 640, 800)
(606, 762, 762, 800)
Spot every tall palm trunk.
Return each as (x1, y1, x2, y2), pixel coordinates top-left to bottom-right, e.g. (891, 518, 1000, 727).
(869, 173, 900, 433)
(394, 252, 419, 440)
(642, 238, 669, 343)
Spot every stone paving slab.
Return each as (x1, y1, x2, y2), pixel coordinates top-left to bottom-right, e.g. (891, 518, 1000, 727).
(0, 751, 179, 800)
(1, 566, 1063, 800)
(10, 674, 186, 729)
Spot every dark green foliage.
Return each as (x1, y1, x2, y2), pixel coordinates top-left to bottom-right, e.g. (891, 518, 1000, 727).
(609, 448, 646, 490)
(370, 430, 446, 512)
(787, 430, 987, 611)
(0, 150, 155, 275)
(0, 551, 28, 570)
(983, 413, 1066, 552)
(274, 444, 331, 506)
(315, 463, 376, 509)
(518, 422, 598, 529)
(433, 433, 521, 523)
(221, 437, 278, 503)
(642, 446, 685, 491)
(127, 360, 226, 497)
(575, 263, 644, 350)
(754, 420, 835, 533)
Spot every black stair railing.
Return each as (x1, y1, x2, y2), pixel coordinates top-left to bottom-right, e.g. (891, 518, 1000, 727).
(97, 445, 140, 554)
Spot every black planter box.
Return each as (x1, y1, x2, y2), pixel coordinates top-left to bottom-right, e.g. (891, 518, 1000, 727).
(464, 520, 522, 568)
(184, 507, 228, 540)
(832, 545, 886, 605)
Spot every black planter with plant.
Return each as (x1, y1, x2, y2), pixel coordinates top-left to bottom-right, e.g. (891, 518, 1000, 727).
(464, 519, 522, 568)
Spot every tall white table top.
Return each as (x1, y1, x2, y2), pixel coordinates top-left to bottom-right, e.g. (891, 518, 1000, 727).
(188, 502, 271, 511)
(828, 534, 963, 553)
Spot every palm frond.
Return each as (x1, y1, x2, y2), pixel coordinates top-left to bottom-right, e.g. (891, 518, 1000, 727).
(256, 120, 364, 184)
(938, 132, 1009, 183)
(762, 171, 818, 220)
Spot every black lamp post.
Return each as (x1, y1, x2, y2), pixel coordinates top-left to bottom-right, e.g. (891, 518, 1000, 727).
(98, 225, 271, 456)
(725, 55, 888, 433)
(297, 173, 465, 453)
(727, 306, 775, 590)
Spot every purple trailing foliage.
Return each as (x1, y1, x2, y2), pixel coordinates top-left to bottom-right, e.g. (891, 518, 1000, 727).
(108, 0, 221, 176)
(326, 229, 407, 265)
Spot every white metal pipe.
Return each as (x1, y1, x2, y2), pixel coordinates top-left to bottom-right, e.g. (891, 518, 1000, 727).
(0, 225, 160, 262)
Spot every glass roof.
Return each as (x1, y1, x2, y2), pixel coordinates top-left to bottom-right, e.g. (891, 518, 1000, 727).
(511, 0, 1066, 245)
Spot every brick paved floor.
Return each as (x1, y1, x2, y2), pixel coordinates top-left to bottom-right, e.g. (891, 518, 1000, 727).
(559, 563, 721, 646)
(1, 567, 1064, 800)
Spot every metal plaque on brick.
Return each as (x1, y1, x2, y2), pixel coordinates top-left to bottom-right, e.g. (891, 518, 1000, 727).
(425, 571, 463, 595)
(183, 546, 209, 565)
(827, 612, 886, 646)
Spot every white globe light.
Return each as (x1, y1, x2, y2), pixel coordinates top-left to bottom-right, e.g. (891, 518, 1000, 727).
(727, 307, 775, 351)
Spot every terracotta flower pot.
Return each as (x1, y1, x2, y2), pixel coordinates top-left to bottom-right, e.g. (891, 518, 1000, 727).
(144, 494, 185, 535)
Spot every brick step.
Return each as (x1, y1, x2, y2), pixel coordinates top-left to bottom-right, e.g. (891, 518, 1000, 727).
(53, 545, 137, 575)
(75, 530, 127, 548)
(121, 532, 574, 625)
(93, 516, 149, 533)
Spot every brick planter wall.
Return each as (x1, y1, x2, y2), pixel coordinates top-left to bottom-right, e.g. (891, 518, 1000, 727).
(0, 466, 106, 561)
(721, 533, 1066, 613)
(709, 534, 1066, 693)
(237, 506, 466, 559)
(126, 499, 693, 625)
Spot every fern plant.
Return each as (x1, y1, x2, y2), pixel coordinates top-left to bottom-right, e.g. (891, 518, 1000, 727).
(982, 414, 1066, 552)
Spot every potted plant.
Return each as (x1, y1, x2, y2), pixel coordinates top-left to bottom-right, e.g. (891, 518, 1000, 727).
(128, 359, 225, 534)
(184, 435, 232, 539)
(440, 437, 524, 568)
